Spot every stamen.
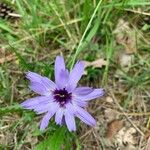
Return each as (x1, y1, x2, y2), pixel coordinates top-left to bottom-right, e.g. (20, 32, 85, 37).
(53, 88, 72, 106)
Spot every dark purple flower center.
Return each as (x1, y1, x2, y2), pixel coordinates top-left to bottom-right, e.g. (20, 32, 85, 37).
(53, 88, 72, 106)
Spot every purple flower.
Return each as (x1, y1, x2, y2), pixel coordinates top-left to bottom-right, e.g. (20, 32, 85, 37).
(21, 56, 104, 131)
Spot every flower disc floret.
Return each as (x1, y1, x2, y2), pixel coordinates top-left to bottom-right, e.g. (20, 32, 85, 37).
(53, 88, 72, 106)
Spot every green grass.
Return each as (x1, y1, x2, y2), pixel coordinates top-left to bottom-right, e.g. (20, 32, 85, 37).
(0, 0, 150, 149)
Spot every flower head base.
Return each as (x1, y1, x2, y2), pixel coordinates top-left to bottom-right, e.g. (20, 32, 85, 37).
(21, 56, 104, 131)
(53, 88, 72, 106)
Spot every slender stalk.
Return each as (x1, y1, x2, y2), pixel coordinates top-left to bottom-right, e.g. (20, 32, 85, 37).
(70, 0, 103, 69)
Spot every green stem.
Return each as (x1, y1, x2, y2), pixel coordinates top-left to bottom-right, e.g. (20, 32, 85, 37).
(70, 0, 103, 69)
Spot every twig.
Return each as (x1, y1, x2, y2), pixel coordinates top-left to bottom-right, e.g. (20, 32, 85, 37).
(92, 129, 101, 148)
(110, 91, 144, 136)
(118, 112, 150, 116)
(8, 13, 22, 18)
(125, 8, 150, 16)
(110, 91, 144, 150)
(80, 128, 93, 140)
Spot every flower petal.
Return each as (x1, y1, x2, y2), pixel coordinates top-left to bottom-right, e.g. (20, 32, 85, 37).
(75, 106, 96, 126)
(21, 96, 49, 109)
(74, 87, 94, 95)
(26, 71, 56, 95)
(35, 102, 52, 114)
(73, 98, 88, 107)
(57, 69, 69, 89)
(65, 110, 76, 131)
(76, 88, 104, 101)
(26, 71, 42, 82)
(34, 102, 59, 114)
(54, 56, 66, 86)
(40, 112, 54, 130)
(67, 104, 76, 115)
(29, 82, 48, 96)
(55, 108, 64, 125)
(67, 61, 84, 91)
(21, 96, 55, 114)
(40, 103, 59, 130)
(42, 77, 56, 90)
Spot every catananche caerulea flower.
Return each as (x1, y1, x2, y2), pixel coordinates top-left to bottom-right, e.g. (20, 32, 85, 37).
(21, 56, 104, 131)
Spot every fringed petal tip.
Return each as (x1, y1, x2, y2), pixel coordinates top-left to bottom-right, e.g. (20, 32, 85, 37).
(99, 88, 105, 97)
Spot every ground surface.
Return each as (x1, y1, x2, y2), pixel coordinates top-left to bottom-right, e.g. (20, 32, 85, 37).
(0, 0, 150, 150)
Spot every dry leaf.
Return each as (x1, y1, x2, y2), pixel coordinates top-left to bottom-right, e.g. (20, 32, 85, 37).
(0, 132, 14, 145)
(116, 50, 134, 75)
(104, 108, 120, 122)
(106, 120, 123, 140)
(115, 127, 126, 145)
(0, 54, 15, 64)
(114, 19, 137, 54)
(145, 137, 150, 150)
(115, 127, 137, 147)
(144, 132, 150, 140)
(84, 58, 107, 68)
(118, 52, 134, 67)
(106, 96, 113, 103)
(120, 143, 137, 150)
(123, 127, 136, 145)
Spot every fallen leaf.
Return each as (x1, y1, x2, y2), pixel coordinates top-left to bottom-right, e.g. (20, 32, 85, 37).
(145, 137, 150, 150)
(118, 52, 134, 67)
(115, 50, 134, 75)
(144, 132, 150, 140)
(114, 19, 137, 54)
(115, 127, 126, 145)
(84, 58, 107, 68)
(115, 127, 137, 147)
(123, 127, 136, 145)
(106, 120, 123, 140)
(0, 54, 16, 64)
(0, 132, 14, 145)
(106, 96, 113, 103)
(120, 143, 137, 150)
(104, 108, 120, 122)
